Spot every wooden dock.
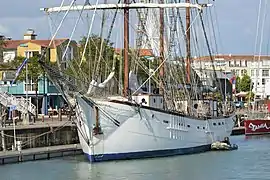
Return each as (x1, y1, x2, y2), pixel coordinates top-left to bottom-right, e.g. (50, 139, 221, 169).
(0, 144, 83, 165)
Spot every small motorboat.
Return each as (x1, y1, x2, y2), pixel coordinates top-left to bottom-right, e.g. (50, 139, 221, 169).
(211, 141, 238, 151)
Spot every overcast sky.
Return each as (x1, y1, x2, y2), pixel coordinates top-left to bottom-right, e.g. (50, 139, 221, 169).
(0, 0, 268, 55)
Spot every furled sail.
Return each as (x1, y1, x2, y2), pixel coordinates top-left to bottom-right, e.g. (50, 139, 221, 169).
(86, 71, 115, 95)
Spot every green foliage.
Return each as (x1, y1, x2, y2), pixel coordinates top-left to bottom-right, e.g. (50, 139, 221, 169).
(213, 92, 223, 101)
(240, 74, 252, 92)
(136, 56, 158, 84)
(79, 35, 114, 62)
(66, 35, 116, 82)
(236, 76, 241, 92)
(235, 74, 252, 93)
(0, 39, 6, 61)
(13, 56, 44, 85)
(247, 91, 254, 101)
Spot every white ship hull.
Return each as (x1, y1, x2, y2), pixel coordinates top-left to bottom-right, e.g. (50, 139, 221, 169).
(75, 96, 235, 162)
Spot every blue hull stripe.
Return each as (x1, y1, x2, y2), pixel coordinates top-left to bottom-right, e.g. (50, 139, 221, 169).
(85, 144, 211, 162)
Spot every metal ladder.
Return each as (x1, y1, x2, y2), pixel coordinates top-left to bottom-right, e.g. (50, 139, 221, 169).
(0, 92, 36, 115)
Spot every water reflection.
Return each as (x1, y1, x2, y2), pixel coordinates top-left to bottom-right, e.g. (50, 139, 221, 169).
(1, 135, 270, 180)
(245, 134, 270, 140)
(74, 150, 243, 180)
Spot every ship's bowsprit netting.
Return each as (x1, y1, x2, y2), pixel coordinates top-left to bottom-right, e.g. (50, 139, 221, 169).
(38, 60, 79, 93)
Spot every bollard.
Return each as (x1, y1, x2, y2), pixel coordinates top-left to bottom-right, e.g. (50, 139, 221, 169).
(42, 114, 44, 122)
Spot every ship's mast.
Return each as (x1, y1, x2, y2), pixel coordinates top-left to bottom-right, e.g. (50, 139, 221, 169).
(159, 0, 165, 95)
(40, 1, 209, 98)
(186, 0, 191, 84)
(123, 0, 130, 97)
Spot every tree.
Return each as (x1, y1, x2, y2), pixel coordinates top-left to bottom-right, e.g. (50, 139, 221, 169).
(240, 74, 252, 92)
(13, 56, 44, 120)
(247, 91, 254, 101)
(235, 76, 241, 93)
(66, 35, 116, 92)
(0, 38, 6, 62)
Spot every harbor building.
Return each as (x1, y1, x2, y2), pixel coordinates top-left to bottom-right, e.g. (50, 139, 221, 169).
(0, 29, 77, 115)
(192, 55, 270, 99)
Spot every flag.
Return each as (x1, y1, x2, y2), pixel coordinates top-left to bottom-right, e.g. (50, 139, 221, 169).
(223, 72, 236, 85)
(229, 75, 236, 84)
(10, 58, 28, 87)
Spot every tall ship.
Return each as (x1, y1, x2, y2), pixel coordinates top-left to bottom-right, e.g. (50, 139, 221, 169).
(39, 0, 235, 162)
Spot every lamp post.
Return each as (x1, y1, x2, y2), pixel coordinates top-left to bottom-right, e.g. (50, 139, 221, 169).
(25, 60, 29, 125)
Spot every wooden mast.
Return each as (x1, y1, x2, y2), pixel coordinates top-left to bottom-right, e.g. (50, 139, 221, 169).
(123, 0, 130, 97)
(186, 0, 191, 84)
(159, 0, 165, 95)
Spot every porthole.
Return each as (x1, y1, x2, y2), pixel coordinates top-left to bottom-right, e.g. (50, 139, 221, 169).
(218, 122, 221, 125)
(163, 120, 169, 124)
(197, 126, 200, 129)
(213, 123, 216, 126)
(187, 125, 190, 128)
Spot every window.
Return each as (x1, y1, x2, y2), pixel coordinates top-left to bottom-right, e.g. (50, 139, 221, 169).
(235, 61, 240, 67)
(163, 120, 169, 124)
(236, 70, 240, 76)
(241, 60, 247, 67)
(251, 70, 254, 76)
(229, 61, 234, 67)
(262, 78, 265, 85)
(24, 78, 37, 92)
(25, 51, 39, 58)
(49, 81, 54, 86)
(62, 46, 73, 62)
(262, 69, 269, 77)
(255, 69, 259, 76)
(3, 51, 16, 62)
(262, 60, 270, 66)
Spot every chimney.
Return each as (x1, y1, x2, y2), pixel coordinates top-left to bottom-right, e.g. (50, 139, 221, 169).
(24, 29, 37, 40)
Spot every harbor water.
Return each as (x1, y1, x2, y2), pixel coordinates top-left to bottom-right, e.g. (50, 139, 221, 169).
(0, 135, 270, 180)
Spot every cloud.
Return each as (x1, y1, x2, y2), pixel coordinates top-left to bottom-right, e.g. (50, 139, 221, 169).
(0, 16, 50, 39)
(0, 0, 269, 55)
(0, 25, 9, 35)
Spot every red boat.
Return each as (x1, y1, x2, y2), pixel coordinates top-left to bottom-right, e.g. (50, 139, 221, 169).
(245, 119, 270, 135)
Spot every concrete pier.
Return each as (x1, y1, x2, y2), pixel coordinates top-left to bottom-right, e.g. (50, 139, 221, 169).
(0, 116, 79, 151)
(0, 144, 82, 165)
